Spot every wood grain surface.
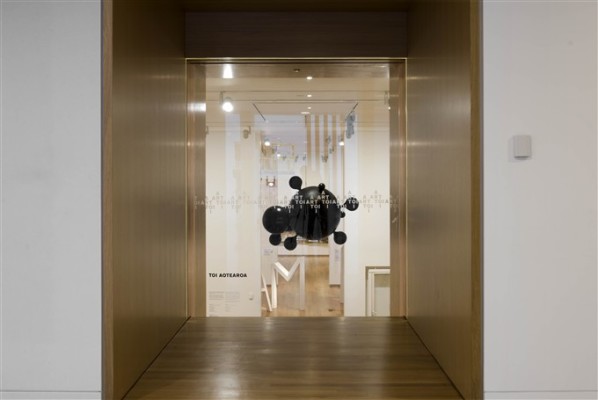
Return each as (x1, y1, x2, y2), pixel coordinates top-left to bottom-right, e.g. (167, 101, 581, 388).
(108, 1, 188, 398)
(125, 318, 462, 399)
(405, 0, 482, 398)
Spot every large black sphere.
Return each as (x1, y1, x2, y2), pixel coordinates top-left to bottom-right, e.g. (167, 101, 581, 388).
(289, 184, 342, 240)
(262, 206, 290, 234)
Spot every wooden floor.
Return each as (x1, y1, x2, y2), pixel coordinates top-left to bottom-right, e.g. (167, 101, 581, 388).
(124, 318, 462, 400)
(262, 256, 343, 317)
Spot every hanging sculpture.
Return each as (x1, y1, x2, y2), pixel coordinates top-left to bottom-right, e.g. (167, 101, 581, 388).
(262, 176, 359, 251)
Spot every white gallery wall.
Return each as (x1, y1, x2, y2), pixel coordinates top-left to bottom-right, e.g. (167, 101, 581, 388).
(483, 1, 597, 399)
(344, 125, 390, 316)
(0, 1, 102, 399)
(205, 119, 262, 316)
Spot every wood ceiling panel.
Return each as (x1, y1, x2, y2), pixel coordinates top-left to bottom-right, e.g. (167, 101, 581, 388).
(186, 12, 407, 58)
(182, 0, 410, 12)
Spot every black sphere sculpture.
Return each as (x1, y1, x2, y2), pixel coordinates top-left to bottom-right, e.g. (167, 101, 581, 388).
(262, 176, 359, 251)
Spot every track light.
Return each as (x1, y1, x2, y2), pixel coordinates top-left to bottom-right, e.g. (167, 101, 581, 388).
(265, 177, 276, 187)
(220, 92, 234, 113)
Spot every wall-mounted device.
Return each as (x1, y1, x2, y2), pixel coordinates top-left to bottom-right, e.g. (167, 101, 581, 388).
(512, 134, 532, 159)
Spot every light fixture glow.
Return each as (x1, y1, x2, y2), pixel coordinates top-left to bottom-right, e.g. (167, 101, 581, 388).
(307, 106, 312, 110)
(306, 76, 313, 80)
(221, 98, 234, 112)
(222, 64, 234, 79)
(339, 138, 345, 146)
(264, 138, 271, 147)
(307, 94, 312, 98)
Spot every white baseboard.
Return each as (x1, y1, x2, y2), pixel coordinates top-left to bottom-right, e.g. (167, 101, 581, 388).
(485, 391, 597, 399)
(0, 391, 101, 399)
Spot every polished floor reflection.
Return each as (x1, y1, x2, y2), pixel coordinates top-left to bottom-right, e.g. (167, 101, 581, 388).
(124, 318, 462, 399)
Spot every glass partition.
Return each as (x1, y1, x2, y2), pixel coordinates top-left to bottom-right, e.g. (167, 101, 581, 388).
(200, 63, 392, 317)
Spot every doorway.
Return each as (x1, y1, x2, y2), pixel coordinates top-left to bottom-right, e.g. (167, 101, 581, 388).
(187, 61, 406, 318)
(103, 3, 482, 399)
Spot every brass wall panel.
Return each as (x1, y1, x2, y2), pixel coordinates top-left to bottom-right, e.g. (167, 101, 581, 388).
(405, 0, 482, 399)
(108, 1, 187, 398)
(187, 65, 207, 317)
(185, 12, 407, 58)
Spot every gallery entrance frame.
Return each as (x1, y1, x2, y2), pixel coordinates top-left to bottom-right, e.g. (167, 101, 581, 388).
(185, 59, 408, 318)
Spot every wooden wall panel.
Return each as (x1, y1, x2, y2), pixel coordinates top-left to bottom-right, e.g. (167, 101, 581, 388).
(106, 1, 187, 398)
(187, 65, 207, 317)
(185, 12, 407, 58)
(405, 0, 482, 399)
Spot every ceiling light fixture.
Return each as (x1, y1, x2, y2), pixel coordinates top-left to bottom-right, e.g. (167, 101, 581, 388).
(265, 177, 276, 187)
(220, 92, 234, 112)
(307, 94, 312, 98)
(222, 64, 234, 79)
(306, 76, 313, 80)
(264, 138, 271, 147)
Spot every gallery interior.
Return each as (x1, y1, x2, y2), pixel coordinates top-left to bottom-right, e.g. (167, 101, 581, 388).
(1, 1, 596, 400)
(197, 63, 393, 318)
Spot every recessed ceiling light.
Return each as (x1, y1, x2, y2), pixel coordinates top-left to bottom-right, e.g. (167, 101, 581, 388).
(307, 106, 312, 110)
(307, 94, 312, 98)
(222, 64, 234, 79)
(306, 76, 313, 80)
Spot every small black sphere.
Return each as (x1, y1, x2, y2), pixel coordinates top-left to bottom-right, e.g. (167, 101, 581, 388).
(269, 234, 282, 246)
(262, 206, 290, 234)
(334, 231, 347, 245)
(289, 176, 303, 190)
(284, 236, 298, 251)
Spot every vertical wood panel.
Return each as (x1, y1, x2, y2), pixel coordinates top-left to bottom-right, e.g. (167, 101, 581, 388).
(108, 1, 187, 398)
(187, 65, 207, 317)
(389, 63, 407, 317)
(405, 0, 482, 398)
